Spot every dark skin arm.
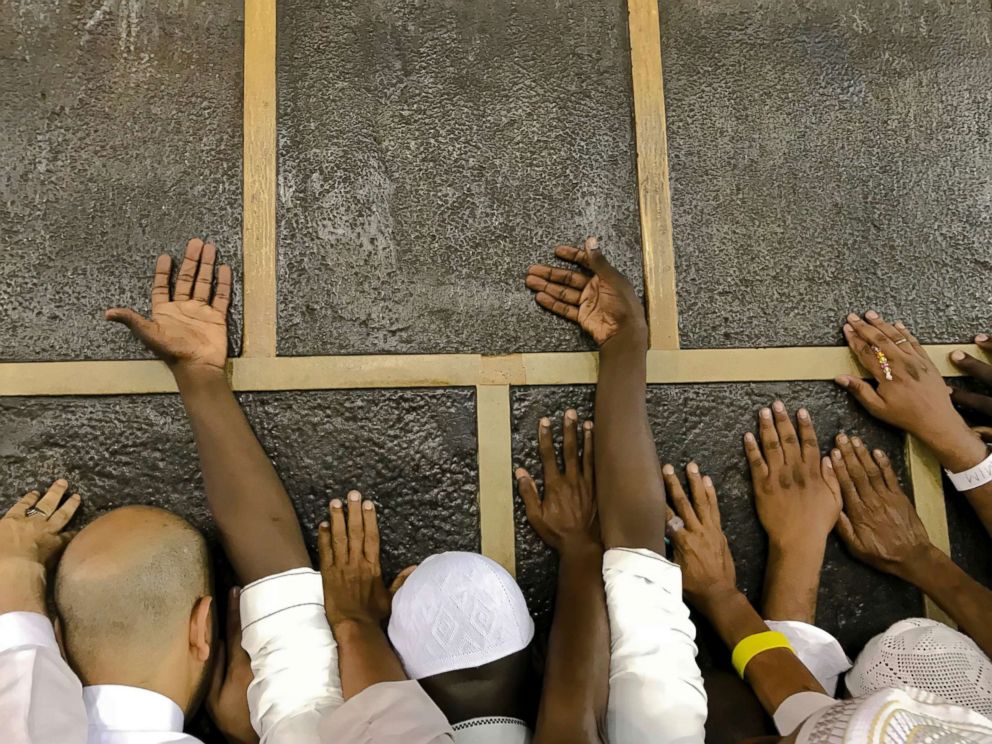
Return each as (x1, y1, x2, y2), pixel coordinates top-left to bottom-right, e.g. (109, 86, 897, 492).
(831, 436, 992, 658)
(836, 313, 992, 535)
(517, 411, 608, 744)
(665, 466, 826, 719)
(527, 236, 663, 553)
(318, 492, 404, 700)
(107, 239, 310, 583)
(744, 402, 840, 623)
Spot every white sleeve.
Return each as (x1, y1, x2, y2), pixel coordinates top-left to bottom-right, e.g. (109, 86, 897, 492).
(603, 548, 707, 744)
(239, 568, 344, 743)
(772, 691, 837, 735)
(765, 620, 852, 696)
(317, 681, 454, 744)
(0, 611, 87, 744)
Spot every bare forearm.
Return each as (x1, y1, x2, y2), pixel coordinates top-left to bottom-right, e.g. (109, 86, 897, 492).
(174, 366, 309, 583)
(595, 328, 666, 553)
(535, 542, 609, 744)
(0, 560, 47, 615)
(762, 542, 825, 623)
(697, 589, 824, 716)
(332, 620, 407, 701)
(900, 547, 992, 657)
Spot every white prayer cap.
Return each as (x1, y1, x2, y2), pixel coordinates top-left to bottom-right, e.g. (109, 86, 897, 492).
(797, 687, 992, 744)
(847, 618, 992, 718)
(387, 551, 535, 680)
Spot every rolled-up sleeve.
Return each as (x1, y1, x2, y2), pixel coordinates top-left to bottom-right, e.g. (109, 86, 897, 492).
(0, 611, 87, 744)
(317, 681, 454, 744)
(240, 568, 343, 742)
(603, 548, 707, 744)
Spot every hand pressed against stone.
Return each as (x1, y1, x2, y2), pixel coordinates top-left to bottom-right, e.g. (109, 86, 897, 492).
(0, 480, 81, 569)
(744, 402, 840, 546)
(318, 492, 391, 628)
(516, 409, 598, 553)
(206, 587, 258, 744)
(525, 236, 646, 347)
(662, 463, 736, 605)
(106, 238, 231, 373)
(949, 334, 992, 422)
(835, 312, 969, 447)
(830, 435, 932, 580)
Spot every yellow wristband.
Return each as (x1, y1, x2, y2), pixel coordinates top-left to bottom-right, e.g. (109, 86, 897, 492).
(731, 631, 794, 678)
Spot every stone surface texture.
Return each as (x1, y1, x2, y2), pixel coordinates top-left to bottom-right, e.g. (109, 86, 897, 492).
(0, 0, 243, 361)
(512, 382, 923, 654)
(276, 0, 642, 355)
(663, 0, 992, 348)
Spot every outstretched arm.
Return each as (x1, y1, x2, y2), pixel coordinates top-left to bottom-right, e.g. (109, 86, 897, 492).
(107, 239, 309, 583)
(527, 237, 662, 552)
(517, 411, 608, 744)
(831, 436, 992, 658)
(836, 313, 992, 536)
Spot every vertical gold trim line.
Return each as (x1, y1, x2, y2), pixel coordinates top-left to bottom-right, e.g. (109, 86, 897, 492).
(477, 385, 517, 576)
(627, 0, 679, 349)
(242, 0, 278, 357)
(905, 434, 955, 626)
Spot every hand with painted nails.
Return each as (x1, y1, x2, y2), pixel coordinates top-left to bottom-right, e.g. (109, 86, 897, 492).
(318, 493, 391, 628)
(106, 238, 232, 373)
(830, 435, 933, 580)
(517, 411, 598, 553)
(836, 312, 970, 449)
(525, 236, 646, 348)
(662, 463, 737, 605)
(206, 587, 258, 744)
(0, 480, 81, 569)
(745, 402, 840, 547)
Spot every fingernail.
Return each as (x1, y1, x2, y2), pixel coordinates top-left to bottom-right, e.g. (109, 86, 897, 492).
(348, 491, 361, 501)
(363, 501, 374, 511)
(320, 521, 330, 529)
(583, 420, 593, 430)
(515, 468, 527, 479)
(540, 417, 550, 428)
(977, 334, 989, 343)
(56, 479, 68, 486)
(951, 350, 966, 362)
(744, 432, 755, 443)
(896, 321, 907, 329)
(760, 408, 772, 419)
(798, 408, 810, 420)
(687, 462, 699, 475)
(772, 400, 785, 413)
(662, 464, 675, 475)
(837, 433, 849, 444)
(330, 500, 342, 509)
(847, 313, 860, 323)
(873, 449, 886, 460)
(866, 310, 879, 320)
(703, 476, 713, 487)
(833, 449, 842, 460)
(843, 324, 854, 333)
(824, 459, 834, 470)
(851, 437, 863, 448)
(565, 409, 577, 421)
(835, 375, 850, 387)
(70, 493, 81, 500)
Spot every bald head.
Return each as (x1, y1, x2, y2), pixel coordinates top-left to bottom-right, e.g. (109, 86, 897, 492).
(54, 505, 211, 681)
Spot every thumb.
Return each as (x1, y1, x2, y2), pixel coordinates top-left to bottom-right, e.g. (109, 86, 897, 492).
(835, 375, 884, 416)
(105, 308, 157, 341)
(389, 565, 418, 597)
(515, 468, 542, 523)
(835, 511, 856, 546)
(582, 236, 614, 277)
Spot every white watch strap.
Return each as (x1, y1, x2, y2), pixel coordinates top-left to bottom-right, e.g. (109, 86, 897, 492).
(946, 449, 992, 491)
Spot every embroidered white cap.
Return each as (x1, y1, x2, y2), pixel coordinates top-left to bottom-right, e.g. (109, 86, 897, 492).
(846, 618, 992, 719)
(387, 551, 535, 680)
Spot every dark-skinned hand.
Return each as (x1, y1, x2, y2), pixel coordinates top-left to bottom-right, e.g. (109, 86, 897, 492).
(206, 587, 258, 744)
(744, 401, 840, 547)
(516, 409, 598, 553)
(318, 492, 391, 629)
(525, 236, 646, 347)
(949, 334, 992, 434)
(662, 463, 737, 606)
(106, 238, 231, 373)
(830, 434, 933, 580)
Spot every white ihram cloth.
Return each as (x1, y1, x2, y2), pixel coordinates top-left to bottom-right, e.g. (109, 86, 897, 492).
(239, 567, 342, 743)
(0, 610, 199, 744)
(387, 552, 535, 681)
(846, 618, 992, 719)
(602, 548, 707, 744)
(766, 620, 852, 696)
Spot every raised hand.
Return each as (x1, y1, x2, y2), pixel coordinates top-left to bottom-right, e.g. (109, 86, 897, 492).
(526, 237, 646, 347)
(206, 588, 258, 744)
(830, 435, 933, 580)
(318, 492, 391, 629)
(516, 409, 597, 553)
(106, 238, 231, 373)
(662, 463, 736, 606)
(745, 402, 840, 546)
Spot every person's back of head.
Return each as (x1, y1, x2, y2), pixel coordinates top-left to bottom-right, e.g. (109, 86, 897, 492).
(54, 505, 214, 716)
(387, 551, 535, 725)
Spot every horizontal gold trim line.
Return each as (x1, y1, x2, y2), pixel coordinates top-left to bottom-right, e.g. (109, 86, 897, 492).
(0, 345, 982, 396)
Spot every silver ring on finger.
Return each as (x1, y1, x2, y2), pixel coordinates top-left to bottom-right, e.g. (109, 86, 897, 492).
(24, 507, 49, 518)
(894, 338, 908, 346)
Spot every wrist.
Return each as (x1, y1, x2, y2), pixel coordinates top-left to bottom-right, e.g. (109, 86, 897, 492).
(172, 362, 228, 390)
(599, 323, 648, 357)
(893, 543, 947, 586)
(329, 616, 382, 636)
(917, 422, 987, 473)
(690, 582, 744, 617)
(557, 536, 603, 558)
(0, 559, 48, 615)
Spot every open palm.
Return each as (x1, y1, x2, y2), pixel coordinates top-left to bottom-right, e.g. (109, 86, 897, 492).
(106, 239, 231, 372)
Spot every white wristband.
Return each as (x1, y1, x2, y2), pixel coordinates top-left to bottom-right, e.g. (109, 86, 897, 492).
(945, 449, 992, 491)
